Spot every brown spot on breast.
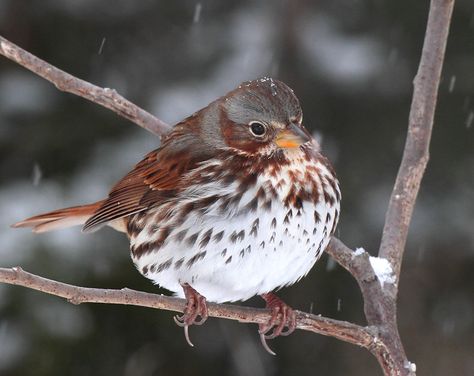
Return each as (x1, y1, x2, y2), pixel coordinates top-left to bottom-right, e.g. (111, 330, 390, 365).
(175, 258, 185, 269)
(326, 175, 340, 201)
(221, 248, 227, 257)
(237, 173, 258, 192)
(323, 190, 335, 206)
(330, 220, 337, 236)
(218, 197, 231, 214)
(213, 230, 225, 243)
(195, 195, 220, 213)
(230, 230, 245, 243)
(269, 231, 276, 243)
(330, 210, 339, 235)
(225, 256, 232, 264)
(271, 218, 277, 229)
(266, 183, 278, 199)
(325, 213, 331, 224)
(157, 258, 173, 273)
(175, 228, 188, 242)
(199, 229, 213, 249)
(335, 186, 341, 202)
(186, 251, 207, 268)
(276, 178, 287, 190)
(132, 241, 155, 258)
(295, 196, 303, 209)
(222, 173, 235, 186)
(316, 241, 323, 256)
(250, 218, 259, 237)
(245, 196, 259, 212)
(256, 187, 266, 200)
(127, 219, 143, 238)
(180, 202, 196, 219)
(219, 193, 243, 214)
(186, 231, 200, 247)
(155, 227, 171, 248)
(262, 200, 272, 211)
(314, 210, 321, 223)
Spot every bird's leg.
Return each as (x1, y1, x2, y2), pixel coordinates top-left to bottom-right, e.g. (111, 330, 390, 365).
(174, 283, 209, 347)
(258, 293, 297, 355)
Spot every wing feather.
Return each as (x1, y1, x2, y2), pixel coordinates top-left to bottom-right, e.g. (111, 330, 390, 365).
(83, 117, 212, 232)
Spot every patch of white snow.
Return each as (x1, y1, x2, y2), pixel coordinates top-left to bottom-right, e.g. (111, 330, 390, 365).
(353, 247, 366, 257)
(404, 361, 417, 373)
(369, 256, 396, 288)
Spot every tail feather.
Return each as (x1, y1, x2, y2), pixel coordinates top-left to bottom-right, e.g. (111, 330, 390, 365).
(12, 201, 104, 233)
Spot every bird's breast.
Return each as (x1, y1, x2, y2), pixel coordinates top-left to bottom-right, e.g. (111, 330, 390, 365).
(127, 153, 340, 303)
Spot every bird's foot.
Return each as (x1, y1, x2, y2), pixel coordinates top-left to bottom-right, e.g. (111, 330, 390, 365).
(174, 283, 208, 347)
(258, 293, 297, 355)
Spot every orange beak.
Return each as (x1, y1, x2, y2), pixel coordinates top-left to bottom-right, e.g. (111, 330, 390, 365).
(275, 123, 310, 149)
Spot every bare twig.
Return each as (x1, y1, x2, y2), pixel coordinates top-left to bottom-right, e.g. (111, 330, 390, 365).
(0, 36, 171, 137)
(324, 3, 454, 374)
(326, 238, 375, 283)
(0, 266, 375, 348)
(379, 0, 455, 279)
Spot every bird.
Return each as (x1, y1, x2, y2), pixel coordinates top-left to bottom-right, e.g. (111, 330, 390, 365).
(13, 78, 341, 354)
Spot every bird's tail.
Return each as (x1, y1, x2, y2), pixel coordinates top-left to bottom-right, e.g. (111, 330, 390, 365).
(11, 201, 104, 233)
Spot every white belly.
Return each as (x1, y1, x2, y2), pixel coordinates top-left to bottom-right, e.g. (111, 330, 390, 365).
(130, 157, 339, 303)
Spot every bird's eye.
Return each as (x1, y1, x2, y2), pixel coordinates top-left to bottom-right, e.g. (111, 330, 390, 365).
(249, 122, 266, 137)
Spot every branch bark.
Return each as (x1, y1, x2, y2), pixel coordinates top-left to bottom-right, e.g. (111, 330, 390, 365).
(378, 0, 455, 280)
(0, 36, 171, 137)
(0, 0, 455, 374)
(0, 266, 376, 348)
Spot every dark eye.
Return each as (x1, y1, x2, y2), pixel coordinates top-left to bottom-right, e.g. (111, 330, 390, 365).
(249, 122, 266, 137)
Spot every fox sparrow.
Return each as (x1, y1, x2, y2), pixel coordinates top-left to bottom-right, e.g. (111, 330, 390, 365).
(13, 78, 341, 354)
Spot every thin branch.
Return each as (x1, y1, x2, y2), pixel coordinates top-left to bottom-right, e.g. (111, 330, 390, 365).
(0, 266, 375, 348)
(0, 36, 171, 137)
(326, 238, 376, 283)
(379, 0, 455, 279)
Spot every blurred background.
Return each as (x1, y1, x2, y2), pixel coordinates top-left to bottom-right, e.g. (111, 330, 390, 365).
(0, 1, 473, 375)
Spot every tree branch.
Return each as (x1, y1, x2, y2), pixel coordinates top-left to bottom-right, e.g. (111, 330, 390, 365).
(324, 3, 454, 374)
(0, 36, 171, 138)
(378, 0, 454, 279)
(0, 266, 376, 348)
